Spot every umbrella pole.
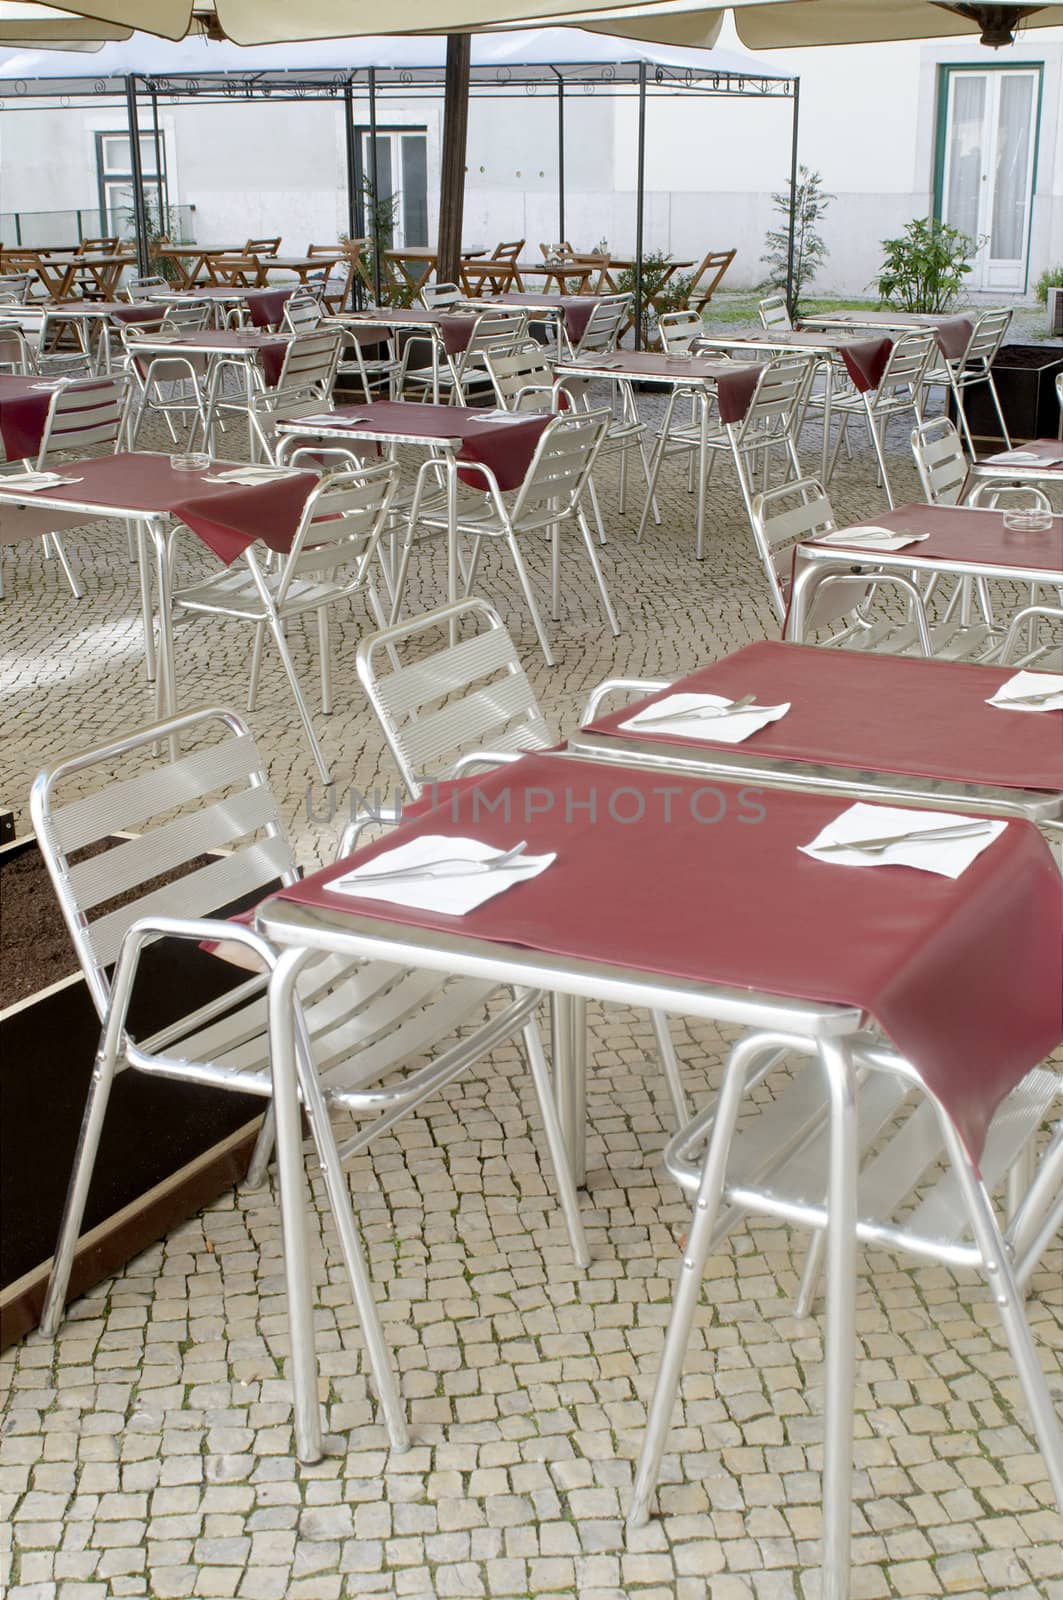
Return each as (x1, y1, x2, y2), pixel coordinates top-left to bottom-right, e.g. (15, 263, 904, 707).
(785, 76, 801, 322)
(557, 75, 566, 243)
(124, 74, 151, 279)
(368, 66, 383, 305)
(634, 60, 647, 349)
(438, 33, 471, 288)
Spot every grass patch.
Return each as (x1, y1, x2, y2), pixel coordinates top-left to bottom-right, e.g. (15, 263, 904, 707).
(702, 290, 879, 329)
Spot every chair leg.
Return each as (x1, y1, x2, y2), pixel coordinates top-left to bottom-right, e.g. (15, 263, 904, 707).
(951, 372, 978, 459)
(244, 1103, 276, 1190)
(39, 1043, 120, 1336)
(48, 532, 82, 600)
(984, 372, 1013, 452)
(519, 1014, 590, 1269)
(866, 408, 896, 509)
(585, 473, 608, 545)
(650, 1010, 689, 1128)
(576, 509, 620, 636)
(505, 531, 554, 666)
(317, 608, 332, 716)
(248, 622, 267, 711)
(267, 617, 332, 784)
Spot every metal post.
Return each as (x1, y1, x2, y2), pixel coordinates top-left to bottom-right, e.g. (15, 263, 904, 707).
(785, 76, 801, 323)
(557, 76, 566, 242)
(150, 86, 164, 235)
(343, 78, 361, 307)
(438, 33, 472, 287)
(367, 65, 383, 304)
(124, 74, 151, 277)
(634, 61, 648, 350)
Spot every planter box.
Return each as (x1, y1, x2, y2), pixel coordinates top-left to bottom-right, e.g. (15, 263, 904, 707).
(0, 834, 265, 1351)
(948, 342, 1063, 446)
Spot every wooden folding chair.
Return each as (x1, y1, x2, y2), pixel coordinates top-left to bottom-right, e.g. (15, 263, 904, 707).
(688, 247, 737, 313)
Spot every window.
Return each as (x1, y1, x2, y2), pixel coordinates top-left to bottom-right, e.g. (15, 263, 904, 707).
(354, 127, 429, 249)
(95, 132, 167, 238)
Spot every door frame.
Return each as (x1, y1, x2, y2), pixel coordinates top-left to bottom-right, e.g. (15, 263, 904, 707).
(353, 124, 429, 249)
(933, 60, 1043, 295)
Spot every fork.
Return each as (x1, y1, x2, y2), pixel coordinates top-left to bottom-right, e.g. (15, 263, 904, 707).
(993, 686, 1063, 707)
(639, 693, 757, 726)
(346, 841, 530, 886)
(815, 821, 994, 855)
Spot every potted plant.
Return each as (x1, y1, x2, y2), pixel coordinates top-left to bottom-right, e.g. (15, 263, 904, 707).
(0, 829, 265, 1350)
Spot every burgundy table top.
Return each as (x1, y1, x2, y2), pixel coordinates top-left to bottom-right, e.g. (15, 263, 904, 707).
(807, 310, 973, 360)
(584, 640, 1063, 796)
(712, 329, 892, 392)
(134, 327, 288, 386)
(0, 451, 317, 564)
(0, 374, 55, 462)
(280, 400, 553, 491)
(270, 751, 1063, 1166)
(476, 292, 601, 340)
(563, 351, 763, 424)
(806, 502, 1063, 576)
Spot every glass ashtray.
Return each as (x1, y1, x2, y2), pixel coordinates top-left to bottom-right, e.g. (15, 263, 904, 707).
(1002, 508, 1053, 533)
(171, 452, 211, 472)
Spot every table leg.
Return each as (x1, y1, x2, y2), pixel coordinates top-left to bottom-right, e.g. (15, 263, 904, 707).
(267, 946, 325, 1465)
(551, 993, 587, 1186)
(148, 519, 178, 740)
(819, 1037, 858, 1600)
(446, 455, 459, 644)
(821, 359, 833, 488)
(695, 391, 709, 561)
(135, 523, 156, 684)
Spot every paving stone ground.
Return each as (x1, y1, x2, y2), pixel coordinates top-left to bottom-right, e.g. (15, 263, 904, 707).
(1, 382, 1060, 1600)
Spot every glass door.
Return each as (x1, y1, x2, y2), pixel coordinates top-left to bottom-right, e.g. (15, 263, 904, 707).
(939, 68, 1039, 292)
(356, 128, 428, 249)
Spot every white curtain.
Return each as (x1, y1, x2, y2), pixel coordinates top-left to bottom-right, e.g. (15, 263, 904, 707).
(945, 73, 985, 245)
(992, 74, 1034, 262)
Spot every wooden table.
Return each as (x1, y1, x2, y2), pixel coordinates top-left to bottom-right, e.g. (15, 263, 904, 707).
(152, 246, 244, 289)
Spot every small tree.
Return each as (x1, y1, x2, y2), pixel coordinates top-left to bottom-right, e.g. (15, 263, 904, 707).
(762, 166, 833, 314)
(876, 217, 974, 313)
(613, 251, 695, 346)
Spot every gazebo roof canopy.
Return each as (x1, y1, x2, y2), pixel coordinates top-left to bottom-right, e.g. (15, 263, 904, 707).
(0, 23, 795, 98)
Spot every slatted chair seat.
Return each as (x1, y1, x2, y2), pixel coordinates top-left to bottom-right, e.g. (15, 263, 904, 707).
(32, 705, 588, 1467)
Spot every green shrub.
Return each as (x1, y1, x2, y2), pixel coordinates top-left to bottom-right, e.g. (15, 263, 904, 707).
(876, 217, 973, 314)
(1034, 265, 1063, 304)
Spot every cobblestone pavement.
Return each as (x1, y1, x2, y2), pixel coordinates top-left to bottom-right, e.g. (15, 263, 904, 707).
(1, 392, 1061, 1600)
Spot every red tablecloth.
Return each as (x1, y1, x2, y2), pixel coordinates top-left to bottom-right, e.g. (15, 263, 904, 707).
(244, 287, 294, 328)
(812, 501, 1063, 574)
(273, 752, 1063, 1166)
(759, 329, 892, 393)
(0, 375, 54, 462)
(585, 640, 1063, 795)
(573, 352, 762, 424)
(0, 452, 317, 565)
(815, 311, 974, 361)
(108, 303, 167, 327)
(483, 293, 601, 343)
(150, 329, 288, 388)
(934, 316, 975, 360)
(288, 400, 553, 492)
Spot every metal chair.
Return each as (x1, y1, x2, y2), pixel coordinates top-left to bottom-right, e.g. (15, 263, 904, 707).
(125, 303, 213, 449)
(419, 281, 463, 312)
(357, 598, 695, 1129)
(484, 346, 566, 412)
(658, 310, 706, 354)
(282, 289, 325, 334)
(122, 274, 168, 302)
(171, 463, 397, 783)
(0, 271, 34, 304)
(626, 1028, 1063, 1590)
(911, 415, 969, 505)
(31, 704, 587, 1465)
(0, 321, 35, 374)
(758, 293, 792, 331)
(996, 603, 1063, 670)
(205, 326, 344, 461)
(827, 330, 936, 507)
(568, 294, 629, 360)
(923, 307, 1013, 455)
(392, 408, 619, 666)
(447, 307, 529, 404)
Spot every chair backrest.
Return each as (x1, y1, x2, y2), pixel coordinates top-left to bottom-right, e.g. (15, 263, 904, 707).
(37, 376, 127, 465)
(750, 477, 869, 626)
(276, 461, 397, 601)
(124, 275, 168, 301)
(490, 239, 524, 265)
(30, 707, 295, 1019)
(572, 295, 629, 356)
(275, 327, 344, 395)
(420, 281, 462, 311)
(0, 271, 33, 303)
(0, 323, 33, 373)
(460, 307, 528, 363)
(244, 236, 281, 256)
(758, 294, 792, 331)
(540, 241, 574, 262)
(307, 242, 343, 257)
(964, 306, 1012, 365)
(483, 346, 558, 411)
(872, 329, 936, 406)
(911, 417, 968, 505)
(512, 407, 609, 524)
(734, 354, 815, 446)
(658, 310, 705, 353)
(689, 248, 736, 308)
(283, 289, 325, 334)
(76, 236, 119, 255)
(161, 301, 212, 332)
(356, 597, 553, 797)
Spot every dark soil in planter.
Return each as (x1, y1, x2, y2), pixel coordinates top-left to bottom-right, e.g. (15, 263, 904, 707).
(1, 838, 268, 1327)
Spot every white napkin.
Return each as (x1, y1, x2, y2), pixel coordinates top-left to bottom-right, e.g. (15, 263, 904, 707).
(1, 471, 82, 492)
(985, 448, 1063, 465)
(330, 835, 555, 916)
(621, 692, 790, 744)
(817, 526, 930, 553)
(482, 408, 547, 423)
(987, 670, 1063, 713)
(800, 802, 1005, 879)
(206, 465, 299, 484)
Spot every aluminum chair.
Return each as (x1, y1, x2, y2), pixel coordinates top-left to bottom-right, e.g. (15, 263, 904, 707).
(997, 603, 1063, 670)
(923, 307, 1013, 455)
(282, 289, 325, 334)
(0, 271, 34, 304)
(484, 346, 566, 412)
(658, 310, 706, 354)
(357, 597, 696, 1129)
(0, 321, 34, 374)
(205, 326, 344, 461)
(568, 294, 629, 360)
(627, 1028, 1063, 1592)
(171, 463, 396, 783)
(753, 476, 995, 661)
(122, 275, 168, 302)
(827, 329, 936, 507)
(419, 281, 463, 311)
(0, 375, 128, 599)
(338, 322, 402, 404)
(447, 307, 529, 404)
(31, 704, 587, 1465)
(392, 408, 619, 666)
(125, 303, 213, 449)
(758, 293, 792, 331)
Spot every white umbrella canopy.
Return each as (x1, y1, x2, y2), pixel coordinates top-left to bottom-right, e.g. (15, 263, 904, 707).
(0, 2, 129, 43)
(22, 0, 727, 43)
(586, 1, 1063, 48)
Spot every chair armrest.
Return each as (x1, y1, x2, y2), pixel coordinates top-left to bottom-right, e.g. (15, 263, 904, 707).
(580, 676, 672, 723)
(336, 804, 403, 861)
(449, 750, 527, 778)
